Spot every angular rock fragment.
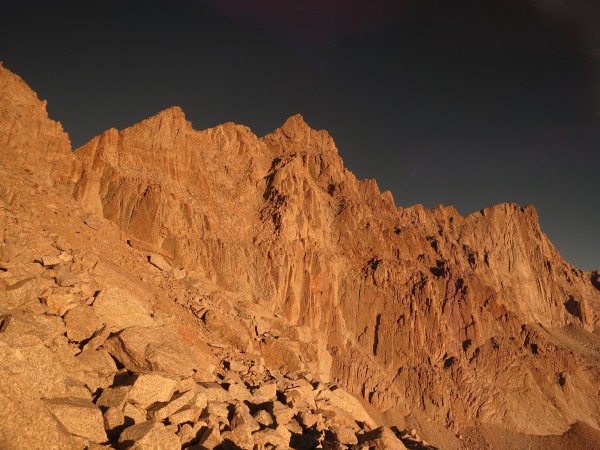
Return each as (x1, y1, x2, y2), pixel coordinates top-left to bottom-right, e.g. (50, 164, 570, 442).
(202, 309, 251, 351)
(178, 421, 205, 446)
(252, 427, 292, 447)
(230, 403, 260, 433)
(253, 408, 274, 427)
(149, 253, 172, 272)
(260, 337, 303, 374)
(316, 386, 377, 429)
(123, 402, 148, 425)
(102, 325, 214, 377)
(127, 373, 178, 409)
(103, 407, 125, 433)
(118, 421, 179, 450)
(221, 427, 254, 450)
(149, 389, 195, 421)
(198, 425, 223, 448)
(176, 376, 198, 393)
(172, 267, 185, 280)
(271, 401, 296, 426)
(96, 386, 131, 410)
(92, 286, 154, 331)
(53, 267, 79, 287)
(82, 214, 101, 230)
(228, 382, 252, 401)
(43, 397, 107, 443)
(41, 255, 62, 268)
(168, 405, 201, 425)
(199, 382, 232, 403)
(203, 402, 231, 426)
(253, 381, 277, 402)
(76, 348, 118, 392)
(42, 292, 79, 316)
(63, 304, 99, 342)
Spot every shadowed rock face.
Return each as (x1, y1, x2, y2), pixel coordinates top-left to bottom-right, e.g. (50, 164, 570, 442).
(1, 63, 599, 440)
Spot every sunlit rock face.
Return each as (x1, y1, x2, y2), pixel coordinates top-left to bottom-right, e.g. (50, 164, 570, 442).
(2, 62, 599, 445)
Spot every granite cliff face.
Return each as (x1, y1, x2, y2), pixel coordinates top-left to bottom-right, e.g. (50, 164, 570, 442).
(1, 63, 600, 449)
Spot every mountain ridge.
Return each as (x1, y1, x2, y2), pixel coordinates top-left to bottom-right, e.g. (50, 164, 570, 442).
(1, 62, 600, 449)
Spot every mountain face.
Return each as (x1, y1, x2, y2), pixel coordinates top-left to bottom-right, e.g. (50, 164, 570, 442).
(1, 63, 600, 448)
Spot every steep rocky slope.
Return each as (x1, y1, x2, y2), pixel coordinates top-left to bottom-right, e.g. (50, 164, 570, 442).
(1, 62, 600, 449)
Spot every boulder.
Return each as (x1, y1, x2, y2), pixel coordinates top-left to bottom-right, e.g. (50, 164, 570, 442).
(103, 407, 125, 433)
(2, 277, 53, 311)
(0, 312, 66, 345)
(43, 397, 107, 443)
(102, 325, 214, 377)
(252, 428, 292, 447)
(63, 305, 100, 342)
(202, 309, 251, 351)
(149, 253, 172, 272)
(0, 339, 83, 398)
(96, 386, 131, 410)
(198, 425, 223, 448)
(260, 337, 303, 374)
(123, 402, 148, 425)
(75, 348, 118, 385)
(149, 390, 196, 421)
(92, 286, 154, 331)
(127, 373, 178, 409)
(168, 406, 201, 425)
(230, 404, 260, 433)
(198, 382, 231, 403)
(42, 292, 80, 316)
(271, 401, 296, 426)
(118, 421, 179, 450)
(253, 381, 278, 402)
(253, 409, 274, 427)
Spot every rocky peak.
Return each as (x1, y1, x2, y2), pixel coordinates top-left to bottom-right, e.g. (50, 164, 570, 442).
(0, 63, 72, 185)
(264, 113, 339, 157)
(279, 113, 312, 141)
(125, 105, 191, 139)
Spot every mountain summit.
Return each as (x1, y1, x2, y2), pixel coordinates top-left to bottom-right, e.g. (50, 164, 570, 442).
(1, 63, 599, 449)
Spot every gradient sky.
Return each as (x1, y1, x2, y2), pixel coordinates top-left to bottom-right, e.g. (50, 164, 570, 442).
(2, 0, 599, 270)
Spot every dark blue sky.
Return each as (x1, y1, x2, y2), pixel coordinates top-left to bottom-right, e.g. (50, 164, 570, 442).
(2, 0, 599, 270)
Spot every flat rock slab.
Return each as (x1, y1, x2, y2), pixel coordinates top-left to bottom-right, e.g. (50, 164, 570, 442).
(102, 324, 214, 377)
(43, 396, 107, 443)
(93, 286, 154, 331)
(149, 389, 195, 421)
(149, 254, 172, 272)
